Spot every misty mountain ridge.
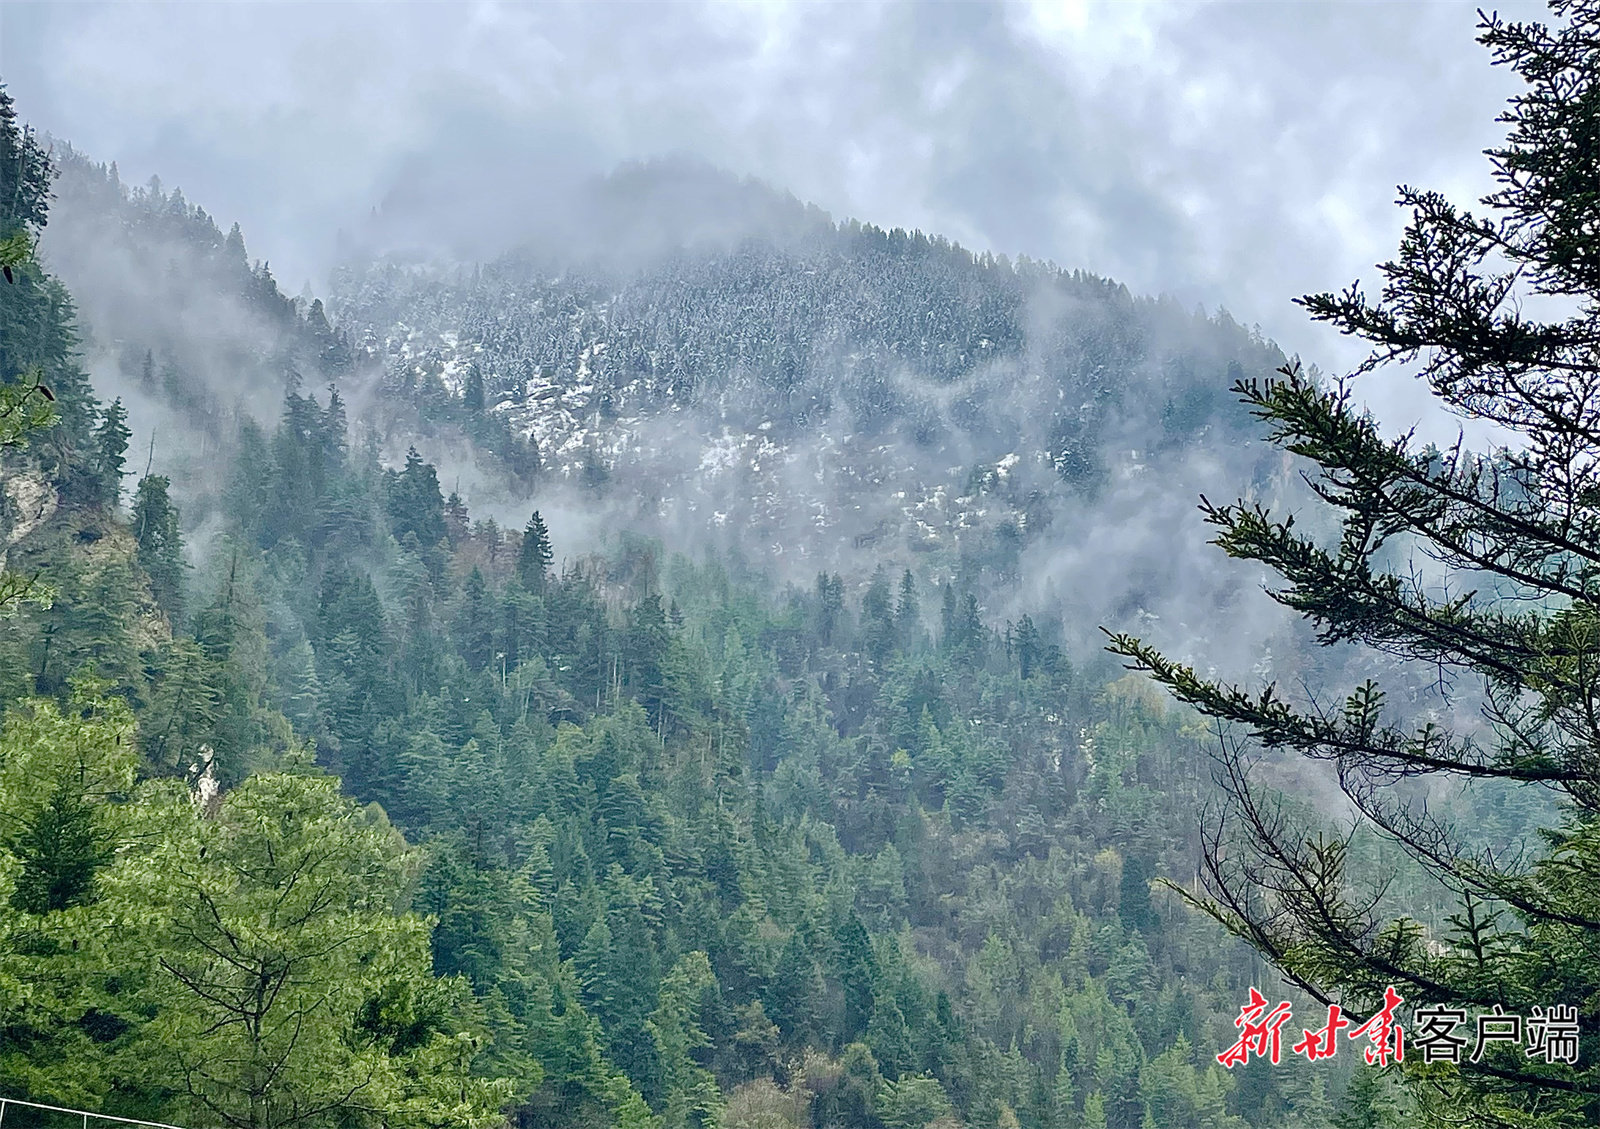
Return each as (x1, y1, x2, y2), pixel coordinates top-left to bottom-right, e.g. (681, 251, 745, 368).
(43, 146, 1316, 671)
(360, 155, 838, 270)
(40, 144, 356, 445)
(41, 143, 1462, 762)
(339, 158, 1310, 657)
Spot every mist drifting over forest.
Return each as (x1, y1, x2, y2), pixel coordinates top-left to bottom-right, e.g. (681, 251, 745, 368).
(1, 4, 1592, 1129)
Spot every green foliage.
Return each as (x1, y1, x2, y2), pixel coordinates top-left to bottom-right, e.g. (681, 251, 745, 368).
(0, 228, 33, 274)
(0, 693, 512, 1129)
(0, 371, 54, 450)
(875, 1073, 953, 1129)
(0, 692, 135, 914)
(0, 692, 140, 1105)
(650, 951, 722, 1129)
(119, 771, 511, 1129)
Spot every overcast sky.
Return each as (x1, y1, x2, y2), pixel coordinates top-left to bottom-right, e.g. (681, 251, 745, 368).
(0, 0, 1550, 440)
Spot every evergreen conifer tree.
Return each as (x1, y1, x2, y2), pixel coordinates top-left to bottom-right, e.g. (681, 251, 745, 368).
(939, 582, 958, 650)
(0, 85, 51, 238)
(896, 569, 920, 649)
(518, 511, 554, 593)
(833, 910, 878, 1044)
(386, 446, 447, 547)
(1013, 614, 1040, 681)
(91, 396, 130, 502)
(765, 926, 822, 1045)
(223, 222, 247, 271)
(1109, 3, 1600, 1121)
(133, 474, 184, 621)
(444, 491, 470, 546)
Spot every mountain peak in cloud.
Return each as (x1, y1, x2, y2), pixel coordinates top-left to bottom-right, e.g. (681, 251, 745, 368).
(355, 146, 831, 272)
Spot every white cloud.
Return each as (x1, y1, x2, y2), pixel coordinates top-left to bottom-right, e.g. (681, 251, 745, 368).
(0, 0, 1554, 443)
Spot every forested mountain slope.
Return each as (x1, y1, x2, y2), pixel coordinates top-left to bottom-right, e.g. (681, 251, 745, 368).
(0, 104, 1453, 1129)
(328, 161, 1295, 609)
(41, 147, 350, 448)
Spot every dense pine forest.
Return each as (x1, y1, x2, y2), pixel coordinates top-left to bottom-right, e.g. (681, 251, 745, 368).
(8, 3, 1600, 1124)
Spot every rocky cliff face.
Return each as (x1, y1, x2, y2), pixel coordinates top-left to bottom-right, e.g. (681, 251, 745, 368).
(1, 467, 57, 569)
